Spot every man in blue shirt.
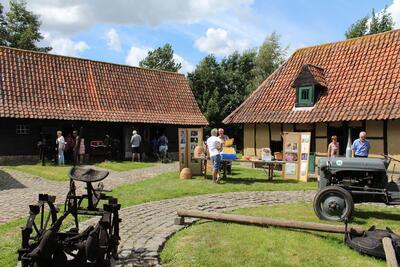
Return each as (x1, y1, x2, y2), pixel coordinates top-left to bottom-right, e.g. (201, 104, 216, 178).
(352, 131, 370, 158)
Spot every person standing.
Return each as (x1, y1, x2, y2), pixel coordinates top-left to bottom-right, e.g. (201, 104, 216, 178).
(218, 128, 231, 174)
(64, 133, 74, 164)
(78, 136, 85, 164)
(327, 135, 340, 158)
(72, 130, 79, 165)
(56, 131, 65, 165)
(207, 128, 222, 183)
(218, 128, 229, 145)
(158, 133, 169, 162)
(352, 131, 370, 158)
(131, 130, 142, 162)
(37, 133, 47, 166)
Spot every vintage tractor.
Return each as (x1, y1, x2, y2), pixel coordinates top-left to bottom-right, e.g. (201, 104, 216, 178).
(313, 156, 400, 221)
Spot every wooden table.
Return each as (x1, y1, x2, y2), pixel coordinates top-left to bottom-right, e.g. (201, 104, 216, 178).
(199, 158, 285, 181)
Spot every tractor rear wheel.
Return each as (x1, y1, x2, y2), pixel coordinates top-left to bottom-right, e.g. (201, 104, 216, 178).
(313, 186, 354, 221)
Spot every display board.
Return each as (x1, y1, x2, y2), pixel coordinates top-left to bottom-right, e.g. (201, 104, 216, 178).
(282, 132, 311, 182)
(178, 128, 203, 175)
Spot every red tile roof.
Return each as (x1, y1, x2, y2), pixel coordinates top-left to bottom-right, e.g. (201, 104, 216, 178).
(292, 64, 327, 88)
(224, 30, 400, 124)
(0, 46, 207, 125)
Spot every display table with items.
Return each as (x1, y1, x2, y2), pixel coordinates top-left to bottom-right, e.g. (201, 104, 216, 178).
(198, 157, 285, 181)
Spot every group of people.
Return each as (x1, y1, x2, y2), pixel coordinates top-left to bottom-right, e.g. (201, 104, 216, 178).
(54, 130, 85, 166)
(205, 129, 371, 182)
(206, 128, 229, 183)
(130, 130, 169, 162)
(327, 131, 370, 158)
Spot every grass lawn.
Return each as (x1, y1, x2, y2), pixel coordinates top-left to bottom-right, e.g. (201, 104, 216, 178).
(161, 203, 400, 267)
(95, 161, 154, 172)
(0, 218, 26, 267)
(3, 161, 155, 181)
(0, 166, 315, 267)
(0, 213, 91, 267)
(111, 167, 316, 207)
(4, 163, 71, 181)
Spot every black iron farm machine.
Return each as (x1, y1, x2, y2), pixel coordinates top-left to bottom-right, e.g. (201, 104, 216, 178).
(18, 167, 121, 267)
(313, 155, 400, 221)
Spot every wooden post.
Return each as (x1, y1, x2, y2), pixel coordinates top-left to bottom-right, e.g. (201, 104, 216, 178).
(177, 210, 364, 235)
(254, 123, 257, 156)
(384, 120, 388, 156)
(382, 237, 398, 267)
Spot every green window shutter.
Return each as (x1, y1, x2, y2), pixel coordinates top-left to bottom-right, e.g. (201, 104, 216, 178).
(297, 85, 313, 107)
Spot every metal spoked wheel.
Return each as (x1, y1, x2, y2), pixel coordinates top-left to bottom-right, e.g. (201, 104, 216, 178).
(19, 194, 59, 267)
(313, 186, 354, 221)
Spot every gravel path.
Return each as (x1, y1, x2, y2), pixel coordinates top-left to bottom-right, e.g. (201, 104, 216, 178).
(0, 163, 178, 223)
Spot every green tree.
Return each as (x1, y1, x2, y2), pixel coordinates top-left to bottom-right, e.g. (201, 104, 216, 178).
(4, 0, 51, 52)
(220, 50, 256, 118)
(248, 32, 286, 94)
(139, 43, 181, 72)
(0, 3, 7, 46)
(188, 51, 257, 129)
(345, 16, 369, 39)
(188, 55, 222, 127)
(345, 7, 394, 39)
(375, 8, 394, 33)
(189, 33, 285, 130)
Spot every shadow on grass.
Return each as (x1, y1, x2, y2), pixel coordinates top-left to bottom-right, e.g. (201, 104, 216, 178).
(0, 170, 26, 190)
(222, 177, 302, 185)
(352, 210, 400, 223)
(200, 173, 303, 185)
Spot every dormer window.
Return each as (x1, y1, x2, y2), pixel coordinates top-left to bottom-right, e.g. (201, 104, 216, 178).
(297, 85, 313, 107)
(292, 64, 327, 108)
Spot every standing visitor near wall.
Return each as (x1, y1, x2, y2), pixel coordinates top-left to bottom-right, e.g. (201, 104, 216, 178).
(131, 130, 142, 162)
(56, 131, 65, 165)
(352, 131, 370, 158)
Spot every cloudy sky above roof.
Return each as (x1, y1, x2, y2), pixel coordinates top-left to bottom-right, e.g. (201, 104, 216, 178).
(0, 0, 398, 74)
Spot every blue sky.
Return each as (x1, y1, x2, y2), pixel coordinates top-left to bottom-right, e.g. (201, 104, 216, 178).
(1, 0, 399, 73)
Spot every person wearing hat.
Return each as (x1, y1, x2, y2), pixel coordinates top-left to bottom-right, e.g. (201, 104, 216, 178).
(131, 130, 142, 162)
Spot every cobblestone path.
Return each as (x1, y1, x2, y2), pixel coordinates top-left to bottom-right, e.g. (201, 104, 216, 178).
(0, 163, 178, 223)
(101, 190, 315, 266)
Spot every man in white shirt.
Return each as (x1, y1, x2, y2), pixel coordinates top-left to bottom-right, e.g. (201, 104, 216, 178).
(206, 128, 222, 183)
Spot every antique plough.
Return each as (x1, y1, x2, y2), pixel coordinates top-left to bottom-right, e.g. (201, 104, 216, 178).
(18, 167, 121, 267)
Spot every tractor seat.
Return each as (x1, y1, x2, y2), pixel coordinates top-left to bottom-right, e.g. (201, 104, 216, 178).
(69, 167, 109, 183)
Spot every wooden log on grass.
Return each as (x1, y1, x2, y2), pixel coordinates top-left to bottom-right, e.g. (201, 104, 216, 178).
(177, 210, 364, 235)
(382, 237, 399, 267)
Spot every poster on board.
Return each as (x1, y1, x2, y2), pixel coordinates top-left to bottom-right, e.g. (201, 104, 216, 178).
(282, 131, 311, 181)
(178, 128, 203, 175)
(285, 162, 297, 176)
(299, 132, 311, 182)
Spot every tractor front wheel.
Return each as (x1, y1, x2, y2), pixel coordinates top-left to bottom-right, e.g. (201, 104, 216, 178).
(313, 186, 354, 221)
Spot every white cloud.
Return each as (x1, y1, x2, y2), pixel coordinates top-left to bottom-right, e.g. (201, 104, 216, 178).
(43, 32, 89, 56)
(173, 54, 194, 74)
(195, 28, 250, 55)
(106, 28, 121, 52)
(388, 0, 400, 27)
(125, 46, 150, 66)
(23, 0, 253, 35)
